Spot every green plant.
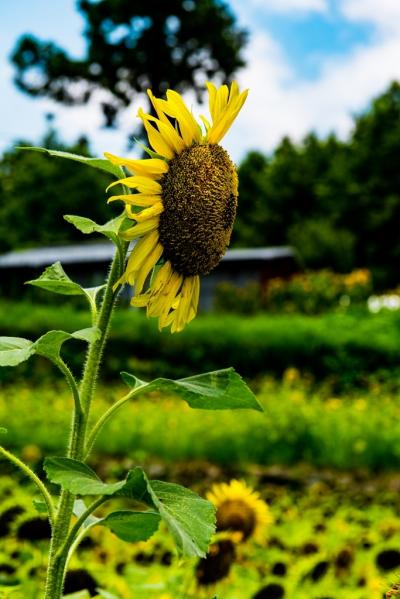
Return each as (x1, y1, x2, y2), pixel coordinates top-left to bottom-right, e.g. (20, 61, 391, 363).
(0, 99, 259, 598)
(214, 269, 372, 316)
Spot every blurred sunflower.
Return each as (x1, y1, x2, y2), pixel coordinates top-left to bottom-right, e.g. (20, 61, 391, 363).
(105, 81, 248, 332)
(207, 480, 272, 542)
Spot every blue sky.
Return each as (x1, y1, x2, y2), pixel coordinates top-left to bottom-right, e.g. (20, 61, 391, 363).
(0, 0, 399, 161)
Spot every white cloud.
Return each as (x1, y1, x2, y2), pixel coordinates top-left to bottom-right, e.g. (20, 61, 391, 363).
(224, 7, 400, 159)
(2, 0, 400, 164)
(249, 0, 328, 14)
(340, 0, 400, 34)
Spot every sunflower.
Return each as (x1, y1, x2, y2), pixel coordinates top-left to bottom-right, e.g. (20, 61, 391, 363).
(207, 480, 272, 542)
(105, 81, 248, 333)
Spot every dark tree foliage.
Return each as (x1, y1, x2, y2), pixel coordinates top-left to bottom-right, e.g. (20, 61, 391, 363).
(234, 82, 400, 287)
(11, 0, 247, 127)
(0, 131, 118, 252)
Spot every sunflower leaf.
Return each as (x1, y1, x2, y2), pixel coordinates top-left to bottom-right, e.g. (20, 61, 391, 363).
(17, 146, 125, 179)
(47, 460, 214, 557)
(44, 457, 125, 496)
(99, 510, 161, 542)
(64, 214, 124, 244)
(32, 498, 48, 514)
(120, 367, 263, 411)
(26, 262, 106, 312)
(34, 328, 101, 362)
(115, 467, 215, 557)
(0, 337, 35, 367)
(73, 499, 100, 528)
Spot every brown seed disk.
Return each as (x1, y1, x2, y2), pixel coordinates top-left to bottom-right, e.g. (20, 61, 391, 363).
(216, 499, 257, 540)
(159, 143, 238, 277)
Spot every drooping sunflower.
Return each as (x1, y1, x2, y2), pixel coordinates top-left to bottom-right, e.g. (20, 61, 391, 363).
(207, 480, 272, 542)
(105, 81, 248, 333)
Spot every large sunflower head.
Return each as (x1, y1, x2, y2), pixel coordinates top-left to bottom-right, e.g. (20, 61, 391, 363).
(105, 82, 248, 333)
(207, 480, 272, 542)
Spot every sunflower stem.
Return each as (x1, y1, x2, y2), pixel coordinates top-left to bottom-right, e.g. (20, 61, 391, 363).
(0, 446, 55, 526)
(44, 244, 127, 599)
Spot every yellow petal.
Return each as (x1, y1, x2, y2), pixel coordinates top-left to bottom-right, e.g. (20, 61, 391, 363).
(123, 230, 160, 280)
(139, 109, 174, 159)
(206, 81, 218, 121)
(147, 89, 171, 125)
(140, 110, 185, 155)
(172, 277, 194, 333)
(188, 275, 200, 323)
(215, 84, 229, 119)
(120, 218, 159, 240)
(134, 243, 164, 295)
(104, 152, 168, 178)
(133, 202, 164, 222)
(107, 175, 162, 194)
(164, 90, 201, 146)
(131, 293, 151, 307)
(150, 260, 173, 295)
(207, 87, 249, 144)
(158, 309, 176, 331)
(108, 194, 161, 207)
(147, 271, 182, 318)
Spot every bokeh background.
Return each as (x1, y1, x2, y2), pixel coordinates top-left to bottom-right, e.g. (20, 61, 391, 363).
(1, 1, 400, 598)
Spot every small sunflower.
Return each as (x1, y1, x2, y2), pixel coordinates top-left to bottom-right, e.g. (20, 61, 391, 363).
(207, 480, 272, 542)
(105, 81, 248, 333)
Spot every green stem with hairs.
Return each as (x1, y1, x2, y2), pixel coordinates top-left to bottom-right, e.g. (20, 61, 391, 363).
(84, 390, 134, 459)
(44, 244, 127, 599)
(0, 446, 55, 526)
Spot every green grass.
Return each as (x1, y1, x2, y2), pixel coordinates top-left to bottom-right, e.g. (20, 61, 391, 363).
(2, 299, 400, 386)
(2, 375, 400, 470)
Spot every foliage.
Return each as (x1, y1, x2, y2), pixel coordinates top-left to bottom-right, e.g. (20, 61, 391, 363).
(0, 131, 118, 251)
(11, 0, 247, 128)
(233, 82, 400, 288)
(214, 269, 372, 315)
(0, 467, 399, 598)
(1, 299, 399, 385)
(0, 147, 259, 599)
(4, 374, 400, 470)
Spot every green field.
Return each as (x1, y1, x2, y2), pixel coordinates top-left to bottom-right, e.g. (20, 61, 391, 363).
(2, 375, 400, 470)
(1, 465, 400, 598)
(2, 303, 400, 597)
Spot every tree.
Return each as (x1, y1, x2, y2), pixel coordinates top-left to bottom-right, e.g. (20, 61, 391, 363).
(233, 82, 400, 287)
(11, 0, 247, 128)
(0, 131, 117, 251)
(344, 82, 400, 287)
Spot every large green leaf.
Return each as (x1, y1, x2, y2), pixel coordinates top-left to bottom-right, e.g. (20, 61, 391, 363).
(74, 499, 159, 544)
(17, 146, 124, 179)
(100, 510, 161, 542)
(64, 214, 125, 246)
(121, 367, 262, 411)
(49, 460, 214, 557)
(26, 262, 105, 307)
(27, 262, 84, 296)
(44, 457, 125, 496)
(63, 592, 91, 599)
(0, 328, 100, 369)
(147, 479, 215, 557)
(0, 337, 35, 367)
(34, 328, 101, 362)
(73, 499, 100, 529)
(116, 467, 215, 557)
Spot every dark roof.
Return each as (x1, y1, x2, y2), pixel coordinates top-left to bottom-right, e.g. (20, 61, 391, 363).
(0, 243, 295, 269)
